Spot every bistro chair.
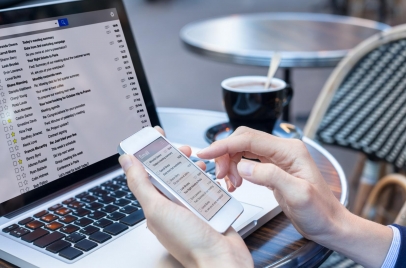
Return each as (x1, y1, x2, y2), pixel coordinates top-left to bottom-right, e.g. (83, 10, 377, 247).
(362, 174, 406, 225)
(304, 24, 406, 215)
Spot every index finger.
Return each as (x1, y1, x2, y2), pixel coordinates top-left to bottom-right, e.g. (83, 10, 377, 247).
(197, 128, 293, 159)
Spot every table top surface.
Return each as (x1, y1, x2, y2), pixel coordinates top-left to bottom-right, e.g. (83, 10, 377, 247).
(158, 107, 347, 267)
(180, 12, 390, 67)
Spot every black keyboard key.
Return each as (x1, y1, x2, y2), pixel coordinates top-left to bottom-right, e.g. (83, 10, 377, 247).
(120, 205, 138, 214)
(133, 201, 141, 208)
(62, 198, 75, 205)
(2, 224, 18, 233)
(75, 192, 88, 199)
(26, 220, 45, 230)
(80, 225, 99, 235)
(94, 219, 113, 228)
(88, 186, 101, 193)
(110, 190, 127, 198)
(34, 231, 65, 248)
(10, 227, 30, 238)
(55, 207, 72, 216)
(21, 228, 49, 243)
(125, 193, 137, 201)
(18, 217, 34, 225)
(88, 211, 106, 220)
(104, 184, 120, 191)
(75, 239, 97, 252)
(46, 240, 71, 254)
(46, 222, 64, 231)
(92, 189, 109, 197)
(61, 225, 80, 234)
(104, 223, 128, 236)
(121, 186, 130, 192)
(48, 204, 62, 211)
(81, 195, 97, 203)
(101, 181, 114, 187)
(65, 233, 86, 243)
(68, 201, 85, 210)
(107, 212, 125, 221)
(59, 215, 77, 224)
(114, 199, 130, 207)
(59, 247, 83, 260)
(120, 210, 145, 226)
(98, 196, 115, 204)
(40, 214, 59, 223)
(113, 177, 126, 186)
(101, 205, 119, 213)
(33, 210, 48, 218)
(89, 231, 111, 244)
(73, 209, 91, 217)
(85, 202, 104, 211)
(74, 218, 93, 227)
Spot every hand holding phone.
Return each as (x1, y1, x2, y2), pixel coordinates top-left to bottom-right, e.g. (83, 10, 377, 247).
(118, 127, 244, 233)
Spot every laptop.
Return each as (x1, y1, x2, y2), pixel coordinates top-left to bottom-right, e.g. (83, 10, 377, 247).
(0, 0, 281, 267)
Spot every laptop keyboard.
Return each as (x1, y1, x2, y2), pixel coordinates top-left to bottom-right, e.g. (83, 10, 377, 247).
(1, 157, 216, 262)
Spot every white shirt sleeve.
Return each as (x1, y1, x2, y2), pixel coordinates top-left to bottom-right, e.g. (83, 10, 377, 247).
(381, 225, 401, 268)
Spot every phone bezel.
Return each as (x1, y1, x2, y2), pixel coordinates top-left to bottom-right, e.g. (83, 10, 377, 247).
(118, 127, 244, 233)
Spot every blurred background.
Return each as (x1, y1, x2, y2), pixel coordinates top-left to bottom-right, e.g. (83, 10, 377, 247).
(8, 0, 405, 209)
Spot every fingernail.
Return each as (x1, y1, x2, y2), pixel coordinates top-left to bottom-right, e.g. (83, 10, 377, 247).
(238, 161, 255, 177)
(215, 162, 221, 178)
(225, 179, 232, 191)
(228, 174, 237, 188)
(119, 155, 133, 172)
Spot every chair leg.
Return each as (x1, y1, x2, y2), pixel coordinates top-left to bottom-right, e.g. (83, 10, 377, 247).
(395, 202, 406, 226)
(348, 154, 366, 208)
(352, 159, 381, 215)
(362, 174, 406, 225)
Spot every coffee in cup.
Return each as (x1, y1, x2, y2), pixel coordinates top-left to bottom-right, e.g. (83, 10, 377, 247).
(222, 76, 293, 133)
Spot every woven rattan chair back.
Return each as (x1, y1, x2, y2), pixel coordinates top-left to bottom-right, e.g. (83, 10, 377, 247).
(305, 24, 406, 170)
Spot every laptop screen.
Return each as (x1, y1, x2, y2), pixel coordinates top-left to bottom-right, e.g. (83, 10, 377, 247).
(0, 0, 160, 216)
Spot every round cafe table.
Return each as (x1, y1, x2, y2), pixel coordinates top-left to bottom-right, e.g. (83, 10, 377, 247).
(180, 12, 390, 68)
(180, 13, 390, 121)
(158, 107, 348, 267)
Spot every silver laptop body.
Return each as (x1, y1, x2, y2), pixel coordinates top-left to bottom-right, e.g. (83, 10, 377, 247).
(0, 1, 280, 267)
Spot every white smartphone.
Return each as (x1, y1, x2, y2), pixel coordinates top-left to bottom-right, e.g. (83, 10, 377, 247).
(118, 127, 244, 233)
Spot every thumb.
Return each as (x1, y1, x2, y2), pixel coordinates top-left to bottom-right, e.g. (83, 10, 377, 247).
(237, 160, 302, 194)
(119, 154, 166, 211)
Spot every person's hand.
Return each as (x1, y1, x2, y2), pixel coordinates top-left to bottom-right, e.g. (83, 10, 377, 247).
(197, 126, 346, 242)
(197, 127, 393, 268)
(119, 126, 253, 268)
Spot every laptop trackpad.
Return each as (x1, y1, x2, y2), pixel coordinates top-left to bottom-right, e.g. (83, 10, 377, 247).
(231, 202, 262, 232)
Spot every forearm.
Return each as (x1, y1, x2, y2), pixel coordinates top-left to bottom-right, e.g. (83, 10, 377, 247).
(316, 209, 393, 267)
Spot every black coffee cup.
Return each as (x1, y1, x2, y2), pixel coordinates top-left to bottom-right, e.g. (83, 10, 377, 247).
(222, 76, 293, 133)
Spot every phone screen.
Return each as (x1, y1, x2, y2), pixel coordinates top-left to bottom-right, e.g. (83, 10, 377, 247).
(135, 137, 231, 220)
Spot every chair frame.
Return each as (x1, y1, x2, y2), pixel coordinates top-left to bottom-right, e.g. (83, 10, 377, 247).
(304, 24, 406, 214)
(304, 24, 406, 138)
(362, 174, 406, 225)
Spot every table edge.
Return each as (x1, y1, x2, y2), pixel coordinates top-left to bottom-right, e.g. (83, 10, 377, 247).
(303, 137, 348, 206)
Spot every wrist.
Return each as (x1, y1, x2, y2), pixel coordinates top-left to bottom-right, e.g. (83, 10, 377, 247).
(314, 208, 392, 267)
(306, 201, 350, 245)
(189, 241, 253, 268)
